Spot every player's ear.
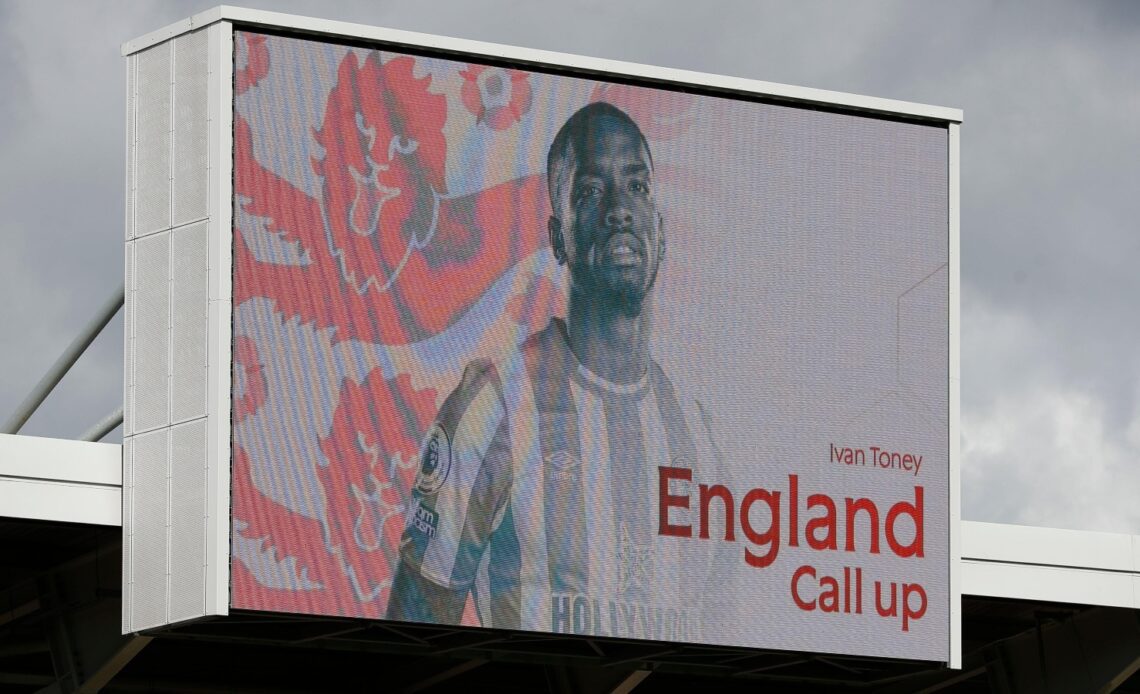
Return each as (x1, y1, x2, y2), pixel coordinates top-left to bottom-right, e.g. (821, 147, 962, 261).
(548, 216, 566, 265)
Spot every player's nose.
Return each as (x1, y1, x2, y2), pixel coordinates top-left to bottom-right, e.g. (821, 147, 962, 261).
(604, 205, 632, 230)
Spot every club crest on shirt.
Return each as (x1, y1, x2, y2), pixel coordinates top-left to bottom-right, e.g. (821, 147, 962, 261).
(544, 449, 581, 483)
(617, 523, 652, 594)
(414, 423, 452, 495)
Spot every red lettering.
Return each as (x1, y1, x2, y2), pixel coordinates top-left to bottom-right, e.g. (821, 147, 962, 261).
(845, 497, 880, 554)
(656, 470, 924, 576)
(791, 565, 816, 610)
(658, 466, 692, 538)
(699, 484, 735, 541)
(886, 486, 924, 558)
(741, 488, 780, 568)
(875, 581, 897, 618)
(789, 474, 799, 547)
(902, 583, 927, 632)
(819, 574, 840, 613)
(805, 494, 837, 550)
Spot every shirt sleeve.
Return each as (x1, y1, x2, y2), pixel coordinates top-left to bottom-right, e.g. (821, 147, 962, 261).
(398, 359, 513, 590)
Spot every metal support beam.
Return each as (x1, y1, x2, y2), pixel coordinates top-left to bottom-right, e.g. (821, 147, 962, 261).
(3, 284, 124, 435)
(76, 636, 151, 694)
(400, 658, 486, 694)
(985, 607, 1140, 693)
(26, 549, 141, 694)
(79, 407, 124, 442)
(610, 670, 650, 694)
(0, 598, 41, 628)
(38, 575, 80, 694)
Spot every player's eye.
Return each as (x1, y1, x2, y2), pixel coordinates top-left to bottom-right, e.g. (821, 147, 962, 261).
(576, 183, 603, 201)
(388, 134, 419, 160)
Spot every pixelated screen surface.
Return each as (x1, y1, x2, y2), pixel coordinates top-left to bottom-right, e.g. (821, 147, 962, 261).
(230, 29, 949, 660)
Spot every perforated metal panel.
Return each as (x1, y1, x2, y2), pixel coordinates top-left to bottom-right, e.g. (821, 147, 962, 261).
(124, 18, 230, 635)
(123, 243, 135, 437)
(122, 438, 134, 629)
(173, 30, 209, 226)
(169, 419, 207, 622)
(132, 232, 170, 434)
(171, 222, 208, 423)
(135, 43, 171, 237)
(126, 55, 137, 241)
(130, 428, 169, 631)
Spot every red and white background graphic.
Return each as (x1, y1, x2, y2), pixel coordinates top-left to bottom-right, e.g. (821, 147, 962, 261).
(230, 30, 950, 660)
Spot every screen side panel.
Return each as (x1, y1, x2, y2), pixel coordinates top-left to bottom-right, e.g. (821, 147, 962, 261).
(123, 26, 217, 633)
(230, 30, 950, 661)
(206, 18, 234, 620)
(122, 55, 136, 634)
(948, 122, 962, 668)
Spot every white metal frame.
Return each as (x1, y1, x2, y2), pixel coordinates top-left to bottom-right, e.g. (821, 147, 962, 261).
(122, 6, 962, 125)
(948, 123, 962, 668)
(121, 4, 964, 664)
(0, 434, 121, 526)
(121, 17, 235, 624)
(204, 19, 234, 618)
(962, 522, 1140, 610)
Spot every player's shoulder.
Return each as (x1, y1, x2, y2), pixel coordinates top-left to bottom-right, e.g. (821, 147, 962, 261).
(516, 317, 570, 363)
(436, 320, 570, 433)
(456, 357, 500, 395)
(486, 318, 572, 391)
(433, 357, 505, 436)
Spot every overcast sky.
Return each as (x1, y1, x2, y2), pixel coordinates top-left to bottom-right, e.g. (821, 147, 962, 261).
(1, 0, 1137, 534)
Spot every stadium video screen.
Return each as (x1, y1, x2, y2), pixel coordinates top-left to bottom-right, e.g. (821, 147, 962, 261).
(230, 29, 950, 661)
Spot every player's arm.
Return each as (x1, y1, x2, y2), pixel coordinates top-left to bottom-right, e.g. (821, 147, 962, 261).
(385, 360, 509, 625)
(387, 558, 467, 623)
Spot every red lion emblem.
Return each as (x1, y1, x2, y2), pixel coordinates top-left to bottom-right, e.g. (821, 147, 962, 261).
(234, 50, 548, 345)
(314, 54, 448, 302)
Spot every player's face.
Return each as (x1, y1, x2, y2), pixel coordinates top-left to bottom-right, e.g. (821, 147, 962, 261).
(553, 116, 663, 309)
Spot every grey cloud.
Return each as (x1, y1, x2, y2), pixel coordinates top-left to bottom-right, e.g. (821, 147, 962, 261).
(0, 1, 196, 439)
(0, 5, 32, 148)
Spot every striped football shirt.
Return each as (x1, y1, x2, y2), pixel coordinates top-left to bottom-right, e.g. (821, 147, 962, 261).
(398, 318, 719, 641)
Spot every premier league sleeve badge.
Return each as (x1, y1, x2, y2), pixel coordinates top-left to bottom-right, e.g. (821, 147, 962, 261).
(414, 423, 453, 495)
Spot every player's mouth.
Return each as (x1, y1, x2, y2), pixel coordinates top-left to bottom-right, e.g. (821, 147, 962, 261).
(601, 233, 643, 267)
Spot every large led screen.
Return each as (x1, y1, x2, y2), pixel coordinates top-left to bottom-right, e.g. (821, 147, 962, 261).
(231, 29, 950, 661)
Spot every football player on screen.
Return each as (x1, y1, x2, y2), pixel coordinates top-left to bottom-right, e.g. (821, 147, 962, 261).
(387, 102, 719, 641)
